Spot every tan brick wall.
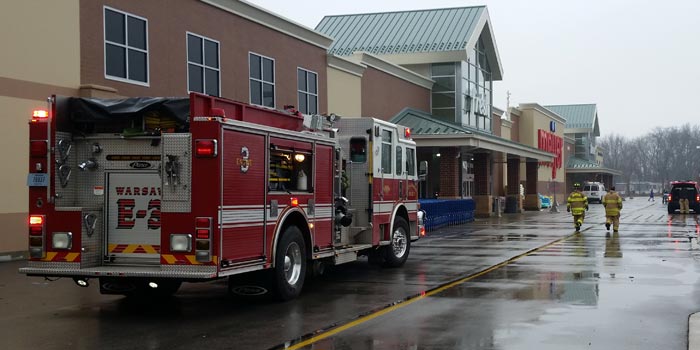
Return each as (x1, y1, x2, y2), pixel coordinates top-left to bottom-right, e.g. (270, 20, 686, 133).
(361, 67, 430, 120)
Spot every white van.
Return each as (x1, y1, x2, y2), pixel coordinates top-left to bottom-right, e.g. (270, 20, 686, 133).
(583, 182, 606, 203)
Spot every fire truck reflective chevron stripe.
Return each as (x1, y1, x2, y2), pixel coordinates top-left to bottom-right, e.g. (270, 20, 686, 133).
(108, 244, 160, 254)
(41, 252, 80, 262)
(161, 254, 218, 265)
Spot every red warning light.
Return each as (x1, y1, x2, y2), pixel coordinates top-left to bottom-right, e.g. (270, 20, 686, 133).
(31, 109, 49, 122)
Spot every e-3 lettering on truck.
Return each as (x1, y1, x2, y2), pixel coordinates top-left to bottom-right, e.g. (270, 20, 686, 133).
(20, 93, 425, 300)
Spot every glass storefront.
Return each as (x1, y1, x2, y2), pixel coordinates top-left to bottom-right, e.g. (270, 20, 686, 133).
(430, 37, 492, 132)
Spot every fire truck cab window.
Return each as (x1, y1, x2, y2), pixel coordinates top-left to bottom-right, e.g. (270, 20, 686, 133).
(395, 146, 403, 175)
(269, 148, 312, 192)
(350, 138, 367, 163)
(406, 148, 416, 176)
(381, 130, 392, 174)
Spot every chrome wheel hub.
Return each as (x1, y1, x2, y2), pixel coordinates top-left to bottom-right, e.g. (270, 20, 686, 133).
(392, 228, 407, 258)
(284, 242, 302, 285)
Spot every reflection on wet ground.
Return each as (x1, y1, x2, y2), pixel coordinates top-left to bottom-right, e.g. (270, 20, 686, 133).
(288, 200, 700, 350)
(4, 200, 700, 350)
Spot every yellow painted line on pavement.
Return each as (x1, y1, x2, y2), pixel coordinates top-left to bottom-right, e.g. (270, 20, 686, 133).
(283, 229, 588, 350)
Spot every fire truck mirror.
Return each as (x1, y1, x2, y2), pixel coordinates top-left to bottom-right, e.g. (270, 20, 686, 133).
(419, 161, 428, 179)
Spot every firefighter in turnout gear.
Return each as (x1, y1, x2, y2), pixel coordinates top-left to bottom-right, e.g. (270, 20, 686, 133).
(567, 183, 589, 232)
(603, 186, 623, 232)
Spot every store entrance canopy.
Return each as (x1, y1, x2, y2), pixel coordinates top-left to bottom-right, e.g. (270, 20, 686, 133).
(390, 108, 554, 162)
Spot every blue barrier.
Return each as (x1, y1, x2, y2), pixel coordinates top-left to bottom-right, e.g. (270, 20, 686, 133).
(418, 199, 476, 232)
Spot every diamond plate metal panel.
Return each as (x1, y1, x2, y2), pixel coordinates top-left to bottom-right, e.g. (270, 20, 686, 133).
(54, 132, 78, 207)
(333, 251, 358, 265)
(161, 264, 217, 275)
(19, 264, 217, 279)
(81, 209, 103, 268)
(337, 119, 374, 228)
(55, 135, 164, 209)
(23, 261, 80, 270)
(162, 133, 191, 212)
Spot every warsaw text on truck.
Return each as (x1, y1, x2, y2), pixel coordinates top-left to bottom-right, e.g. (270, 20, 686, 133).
(20, 93, 425, 300)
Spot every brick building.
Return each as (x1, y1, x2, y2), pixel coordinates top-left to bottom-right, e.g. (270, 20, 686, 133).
(316, 6, 555, 215)
(0, 0, 333, 254)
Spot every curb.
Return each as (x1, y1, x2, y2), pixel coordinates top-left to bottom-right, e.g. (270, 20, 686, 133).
(690, 312, 700, 350)
(0, 251, 28, 262)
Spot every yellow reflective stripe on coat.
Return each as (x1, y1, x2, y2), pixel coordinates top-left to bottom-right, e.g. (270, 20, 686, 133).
(603, 192, 622, 215)
(568, 192, 587, 209)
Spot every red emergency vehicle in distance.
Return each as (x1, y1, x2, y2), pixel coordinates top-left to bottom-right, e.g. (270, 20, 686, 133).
(20, 93, 424, 300)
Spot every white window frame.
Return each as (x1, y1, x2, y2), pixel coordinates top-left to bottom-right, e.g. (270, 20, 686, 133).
(381, 129, 393, 175)
(297, 67, 318, 114)
(186, 32, 221, 96)
(430, 62, 457, 122)
(103, 6, 150, 86)
(248, 52, 276, 108)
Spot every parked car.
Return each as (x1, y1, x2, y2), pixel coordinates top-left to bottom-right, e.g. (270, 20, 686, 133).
(582, 182, 605, 203)
(667, 181, 700, 214)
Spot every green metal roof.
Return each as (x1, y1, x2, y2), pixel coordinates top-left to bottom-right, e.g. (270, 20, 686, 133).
(316, 6, 485, 56)
(391, 108, 470, 135)
(567, 157, 601, 169)
(567, 157, 622, 175)
(390, 108, 552, 161)
(544, 104, 597, 130)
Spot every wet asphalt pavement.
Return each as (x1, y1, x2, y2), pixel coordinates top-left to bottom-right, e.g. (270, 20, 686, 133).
(2, 198, 699, 350)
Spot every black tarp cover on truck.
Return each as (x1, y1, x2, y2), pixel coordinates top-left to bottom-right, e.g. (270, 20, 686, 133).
(61, 97, 190, 134)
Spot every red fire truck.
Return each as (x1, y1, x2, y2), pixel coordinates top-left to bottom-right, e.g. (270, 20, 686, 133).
(20, 93, 424, 300)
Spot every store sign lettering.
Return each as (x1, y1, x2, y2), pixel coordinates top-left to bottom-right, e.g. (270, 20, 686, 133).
(537, 129, 562, 179)
(470, 91, 488, 115)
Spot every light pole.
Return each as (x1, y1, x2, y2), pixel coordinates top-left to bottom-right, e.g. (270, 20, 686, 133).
(550, 178, 560, 213)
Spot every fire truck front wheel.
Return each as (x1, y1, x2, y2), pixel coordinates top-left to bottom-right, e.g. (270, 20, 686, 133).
(384, 217, 410, 267)
(273, 225, 307, 301)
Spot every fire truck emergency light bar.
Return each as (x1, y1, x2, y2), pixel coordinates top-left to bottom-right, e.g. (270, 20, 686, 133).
(31, 109, 49, 122)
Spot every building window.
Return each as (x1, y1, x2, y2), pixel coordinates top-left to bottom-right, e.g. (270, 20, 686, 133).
(249, 53, 275, 108)
(431, 63, 456, 123)
(187, 33, 220, 96)
(297, 68, 318, 114)
(104, 7, 148, 85)
(460, 37, 492, 132)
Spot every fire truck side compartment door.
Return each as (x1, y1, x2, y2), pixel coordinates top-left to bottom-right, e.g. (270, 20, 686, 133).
(220, 130, 266, 262)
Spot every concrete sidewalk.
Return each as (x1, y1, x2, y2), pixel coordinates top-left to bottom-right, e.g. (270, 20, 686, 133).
(690, 313, 700, 350)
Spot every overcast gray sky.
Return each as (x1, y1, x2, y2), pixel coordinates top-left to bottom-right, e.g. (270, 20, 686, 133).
(248, 0, 700, 138)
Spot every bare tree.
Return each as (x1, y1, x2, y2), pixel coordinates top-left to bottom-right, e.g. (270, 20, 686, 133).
(601, 124, 700, 192)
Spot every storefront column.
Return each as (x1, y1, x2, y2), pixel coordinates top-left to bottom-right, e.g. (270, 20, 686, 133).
(438, 147, 460, 198)
(506, 157, 522, 213)
(474, 153, 492, 217)
(524, 160, 540, 210)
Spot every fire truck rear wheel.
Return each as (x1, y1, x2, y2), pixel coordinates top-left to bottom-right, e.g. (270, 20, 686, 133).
(273, 226, 307, 301)
(384, 217, 410, 267)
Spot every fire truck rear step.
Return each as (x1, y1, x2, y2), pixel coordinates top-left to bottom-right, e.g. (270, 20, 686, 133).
(19, 265, 217, 279)
(321, 244, 373, 265)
